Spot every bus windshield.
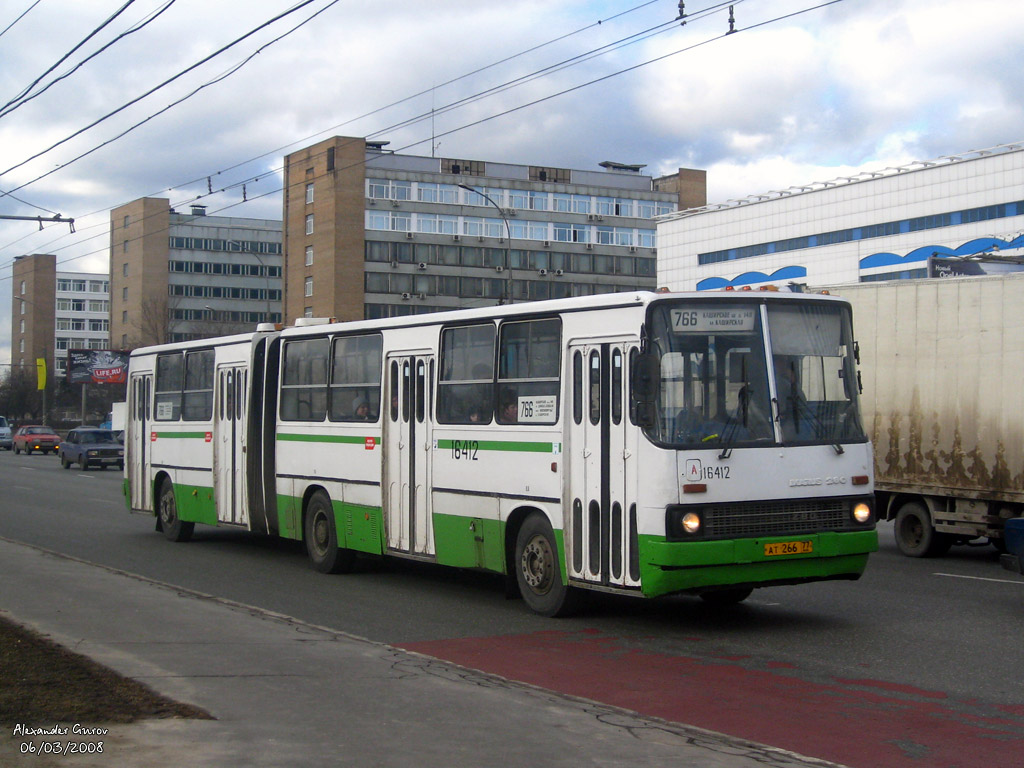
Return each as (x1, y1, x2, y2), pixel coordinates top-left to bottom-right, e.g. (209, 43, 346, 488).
(643, 299, 865, 448)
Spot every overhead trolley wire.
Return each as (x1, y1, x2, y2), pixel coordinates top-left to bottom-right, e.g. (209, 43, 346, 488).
(0, 0, 42, 43)
(0, 0, 178, 120)
(0, 0, 839, 279)
(0, 0, 325, 190)
(0, 0, 140, 116)
(0, 0, 673, 257)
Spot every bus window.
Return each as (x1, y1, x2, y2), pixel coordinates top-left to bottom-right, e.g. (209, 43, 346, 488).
(182, 350, 214, 421)
(437, 324, 494, 424)
(390, 361, 399, 421)
(154, 353, 183, 421)
(572, 350, 583, 425)
(402, 361, 411, 423)
(611, 348, 622, 425)
(280, 338, 328, 421)
(588, 350, 601, 425)
(329, 334, 382, 422)
(415, 359, 425, 423)
(497, 317, 560, 424)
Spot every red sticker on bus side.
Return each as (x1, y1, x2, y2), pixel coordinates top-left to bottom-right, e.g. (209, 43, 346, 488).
(150, 431, 157, 442)
(205, 432, 212, 442)
(365, 437, 376, 450)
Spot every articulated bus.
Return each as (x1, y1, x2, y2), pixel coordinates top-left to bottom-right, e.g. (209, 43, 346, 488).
(124, 291, 877, 615)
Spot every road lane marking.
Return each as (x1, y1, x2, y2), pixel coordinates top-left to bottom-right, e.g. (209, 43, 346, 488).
(933, 572, 1023, 586)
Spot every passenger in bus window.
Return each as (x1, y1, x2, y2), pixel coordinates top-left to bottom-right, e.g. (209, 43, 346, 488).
(499, 390, 517, 424)
(352, 396, 371, 421)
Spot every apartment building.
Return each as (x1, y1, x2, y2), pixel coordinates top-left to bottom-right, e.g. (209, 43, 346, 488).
(109, 198, 282, 347)
(10, 253, 110, 382)
(281, 136, 706, 322)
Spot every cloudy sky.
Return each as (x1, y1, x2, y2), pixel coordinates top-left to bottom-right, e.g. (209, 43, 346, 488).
(1, 0, 1021, 365)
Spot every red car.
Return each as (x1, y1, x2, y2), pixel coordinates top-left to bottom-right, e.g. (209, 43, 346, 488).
(13, 425, 61, 455)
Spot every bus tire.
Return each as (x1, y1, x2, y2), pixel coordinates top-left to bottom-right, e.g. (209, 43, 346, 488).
(699, 587, 753, 605)
(894, 501, 951, 557)
(158, 479, 194, 543)
(304, 491, 354, 574)
(515, 513, 579, 617)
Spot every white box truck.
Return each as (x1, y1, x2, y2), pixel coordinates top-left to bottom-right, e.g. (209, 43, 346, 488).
(831, 273, 1024, 556)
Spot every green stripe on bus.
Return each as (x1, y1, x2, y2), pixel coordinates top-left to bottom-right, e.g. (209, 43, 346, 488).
(435, 439, 560, 454)
(277, 433, 378, 445)
(154, 432, 208, 439)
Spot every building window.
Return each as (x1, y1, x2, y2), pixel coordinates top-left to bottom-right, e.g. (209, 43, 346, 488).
(19, 339, 24, 353)
(122, 287, 128, 301)
(305, 183, 314, 204)
(305, 245, 313, 266)
(304, 277, 313, 297)
(304, 307, 313, 318)
(19, 320, 24, 333)
(20, 300, 25, 314)
(305, 214, 314, 235)
(122, 263, 128, 276)
(19, 280, 25, 294)
(123, 215, 129, 228)
(123, 311, 128, 323)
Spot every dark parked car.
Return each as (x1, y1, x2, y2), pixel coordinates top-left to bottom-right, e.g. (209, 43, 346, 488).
(1000, 518, 1024, 576)
(13, 425, 60, 455)
(59, 428, 124, 471)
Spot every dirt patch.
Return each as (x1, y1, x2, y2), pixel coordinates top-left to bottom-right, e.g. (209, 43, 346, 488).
(0, 614, 211, 726)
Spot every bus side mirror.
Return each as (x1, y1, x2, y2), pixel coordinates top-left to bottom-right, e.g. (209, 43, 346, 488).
(631, 353, 660, 428)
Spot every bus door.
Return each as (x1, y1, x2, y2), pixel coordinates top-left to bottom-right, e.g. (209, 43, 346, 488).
(128, 372, 152, 511)
(214, 364, 248, 527)
(384, 352, 435, 555)
(567, 339, 641, 589)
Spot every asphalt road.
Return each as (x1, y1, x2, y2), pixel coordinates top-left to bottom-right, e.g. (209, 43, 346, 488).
(2, 450, 1022, 767)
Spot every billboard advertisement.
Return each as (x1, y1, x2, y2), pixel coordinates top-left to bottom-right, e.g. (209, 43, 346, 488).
(66, 349, 129, 385)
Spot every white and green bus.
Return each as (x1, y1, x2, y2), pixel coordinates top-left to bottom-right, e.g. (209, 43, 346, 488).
(124, 290, 876, 615)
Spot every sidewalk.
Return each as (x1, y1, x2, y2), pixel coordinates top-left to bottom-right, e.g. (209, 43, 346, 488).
(0, 538, 843, 767)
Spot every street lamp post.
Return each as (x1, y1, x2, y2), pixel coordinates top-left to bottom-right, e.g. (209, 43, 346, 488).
(458, 183, 512, 305)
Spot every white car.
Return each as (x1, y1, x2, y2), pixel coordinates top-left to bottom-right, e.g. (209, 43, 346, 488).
(0, 416, 12, 451)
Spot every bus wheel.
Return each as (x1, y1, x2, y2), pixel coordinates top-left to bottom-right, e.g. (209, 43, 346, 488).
(515, 513, 579, 617)
(894, 501, 951, 557)
(699, 587, 753, 605)
(158, 479, 194, 543)
(304, 491, 354, 574)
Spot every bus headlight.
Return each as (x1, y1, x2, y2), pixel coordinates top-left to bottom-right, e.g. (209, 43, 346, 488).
(682, 512, 702, 534)
(852, 502, 872, 524)
(666, 507, 704, 539)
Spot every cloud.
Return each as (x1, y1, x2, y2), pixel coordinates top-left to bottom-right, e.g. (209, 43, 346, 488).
(2, 0, 1022, 366)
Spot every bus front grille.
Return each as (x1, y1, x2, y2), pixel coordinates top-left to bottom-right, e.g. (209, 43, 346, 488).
(666, 498, 865, 541)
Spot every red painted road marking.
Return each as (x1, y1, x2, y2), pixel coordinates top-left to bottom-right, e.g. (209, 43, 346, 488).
(398, 630, 1024, 768)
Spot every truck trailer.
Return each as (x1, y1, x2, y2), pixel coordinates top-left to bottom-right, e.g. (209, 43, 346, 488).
(832, 273, 1024, 556)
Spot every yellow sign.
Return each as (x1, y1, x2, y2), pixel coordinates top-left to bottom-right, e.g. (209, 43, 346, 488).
(36, 358, 46, 390)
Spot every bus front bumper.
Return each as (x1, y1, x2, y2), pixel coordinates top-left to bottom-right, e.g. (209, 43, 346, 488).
(638, 529, 879, 599)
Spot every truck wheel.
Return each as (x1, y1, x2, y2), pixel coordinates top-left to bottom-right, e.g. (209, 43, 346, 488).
(158, 479, 194, 543)
(894, 501, 952, 557)
(515, 513, 580, 617)
(304, 490, 354, 574)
